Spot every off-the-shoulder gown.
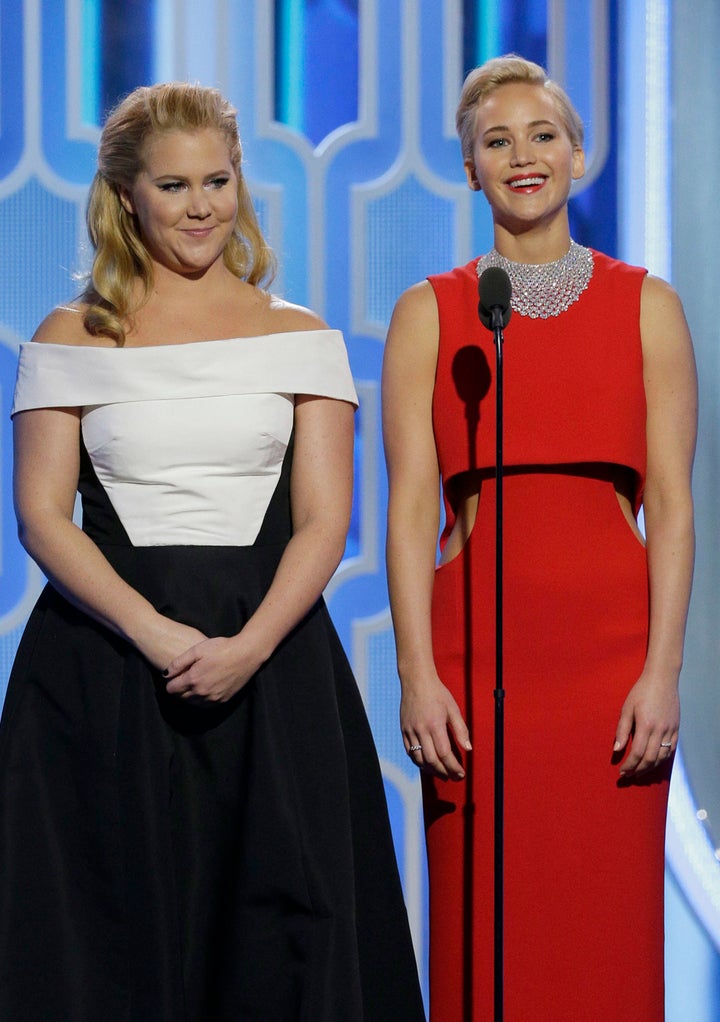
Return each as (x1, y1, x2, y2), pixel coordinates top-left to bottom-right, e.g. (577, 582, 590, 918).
(0, 332, 425, 1022)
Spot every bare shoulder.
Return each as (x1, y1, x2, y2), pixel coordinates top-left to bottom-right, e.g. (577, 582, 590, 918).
(640, 273, 684, 312)
(385, 280, 439, 364)
(30, 303, 101, 346)
(639, 274, 693, 357)
(391, 279, 439, 323)
(266, 295, 328, 333)
(640, 274, 690, 330)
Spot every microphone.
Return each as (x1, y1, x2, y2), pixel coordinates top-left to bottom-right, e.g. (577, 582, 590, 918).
(478, 266, 512, 331)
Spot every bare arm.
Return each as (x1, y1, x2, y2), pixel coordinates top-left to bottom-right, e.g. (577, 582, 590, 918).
(382, 282, 471, 780)
(615, 275, 697, 776)
(164, 393, 356, 700)
(13, 405, 206, 668)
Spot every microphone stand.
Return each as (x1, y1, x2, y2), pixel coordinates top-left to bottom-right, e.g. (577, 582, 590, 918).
(478, 267, 510, 1021)
(490, 302, 506, 1022)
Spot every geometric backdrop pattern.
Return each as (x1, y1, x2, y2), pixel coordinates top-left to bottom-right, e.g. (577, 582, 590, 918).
(1, 0, 718, 1014)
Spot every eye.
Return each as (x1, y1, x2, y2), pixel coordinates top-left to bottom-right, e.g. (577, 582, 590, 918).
(158, 181, 185, 193)
(207, 176, 231, 190)
(534, 132, 555, 143)
(486, 137, 508, 149)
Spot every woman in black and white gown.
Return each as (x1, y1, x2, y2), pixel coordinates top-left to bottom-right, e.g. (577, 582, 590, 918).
(0, 82, 425, 1022)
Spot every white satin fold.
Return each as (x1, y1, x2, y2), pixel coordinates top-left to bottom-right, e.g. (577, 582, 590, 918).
(11, 331, 358, 547)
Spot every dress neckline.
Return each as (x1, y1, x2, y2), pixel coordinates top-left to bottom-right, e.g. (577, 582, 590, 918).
(23, 328, 338, 353)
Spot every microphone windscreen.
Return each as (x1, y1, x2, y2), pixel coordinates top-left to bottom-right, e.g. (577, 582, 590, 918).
(478, 266, 512, 329)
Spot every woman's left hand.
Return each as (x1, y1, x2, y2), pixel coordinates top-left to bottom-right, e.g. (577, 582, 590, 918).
(614, 275, 695, 780)
(613, 671, 680, 777)
(163, 635, 264, 704)
(164, 393, 354, 707)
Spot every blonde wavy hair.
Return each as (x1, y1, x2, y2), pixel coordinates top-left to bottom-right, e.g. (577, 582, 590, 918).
(456, 54, 584, 161)
(82, 82, 276, 345)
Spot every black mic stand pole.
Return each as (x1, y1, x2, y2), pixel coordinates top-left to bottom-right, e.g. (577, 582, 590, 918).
(478, 266, 511, 1022)
(490, 300, 505, 1022)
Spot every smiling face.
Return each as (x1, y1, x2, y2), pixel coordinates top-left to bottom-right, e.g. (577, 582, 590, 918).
(119, 127, 239, 277)
(465, 81, 585, 240)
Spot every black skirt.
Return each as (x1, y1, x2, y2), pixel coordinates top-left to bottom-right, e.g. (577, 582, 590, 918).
(0, 446, 425, 1022)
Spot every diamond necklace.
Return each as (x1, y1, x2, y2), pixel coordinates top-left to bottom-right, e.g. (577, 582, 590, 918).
(475, 240, 594, 319)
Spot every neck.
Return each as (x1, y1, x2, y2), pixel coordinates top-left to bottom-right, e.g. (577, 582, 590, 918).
(145, 258, 239, 302)
(492, 220, 573, 264)
(157, 255, 227, 284)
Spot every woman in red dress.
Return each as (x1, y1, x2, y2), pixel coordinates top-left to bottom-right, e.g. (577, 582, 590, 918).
(382, 55, 697, 1021)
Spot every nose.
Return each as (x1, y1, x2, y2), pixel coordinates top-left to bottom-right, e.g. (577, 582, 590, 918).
(509, 141, 536, 167)
(187, 188, 211, 218)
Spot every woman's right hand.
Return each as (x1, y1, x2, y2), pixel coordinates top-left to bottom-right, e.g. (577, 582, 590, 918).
(384, 284, 471, 782)
(135, 614, 208, 673)
(401, 675, 471, 781)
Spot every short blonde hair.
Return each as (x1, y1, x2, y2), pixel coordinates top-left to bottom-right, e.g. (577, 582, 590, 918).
(83, 82, 276, 344)
(456, 54, 584, 160)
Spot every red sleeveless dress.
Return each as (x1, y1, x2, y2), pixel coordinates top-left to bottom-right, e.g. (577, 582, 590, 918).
(425, 251, 670, 1021)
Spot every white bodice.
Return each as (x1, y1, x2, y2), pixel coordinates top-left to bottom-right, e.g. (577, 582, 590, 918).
(12, 331, 358, 547)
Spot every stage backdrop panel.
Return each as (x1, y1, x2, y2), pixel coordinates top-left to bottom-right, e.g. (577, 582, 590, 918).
(1, 1, 718, 1014)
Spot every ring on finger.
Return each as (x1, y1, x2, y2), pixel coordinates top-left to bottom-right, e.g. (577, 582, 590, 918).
(408, 744, 422, 754)
(660, 741, 673, 749)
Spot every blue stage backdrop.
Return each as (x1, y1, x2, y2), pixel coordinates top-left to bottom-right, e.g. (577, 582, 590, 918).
(1, 1, 718, 1015)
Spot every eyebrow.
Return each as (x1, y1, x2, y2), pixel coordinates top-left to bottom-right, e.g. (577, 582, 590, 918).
(481, 118, 558, 137)
(151, 169, 232, 181)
